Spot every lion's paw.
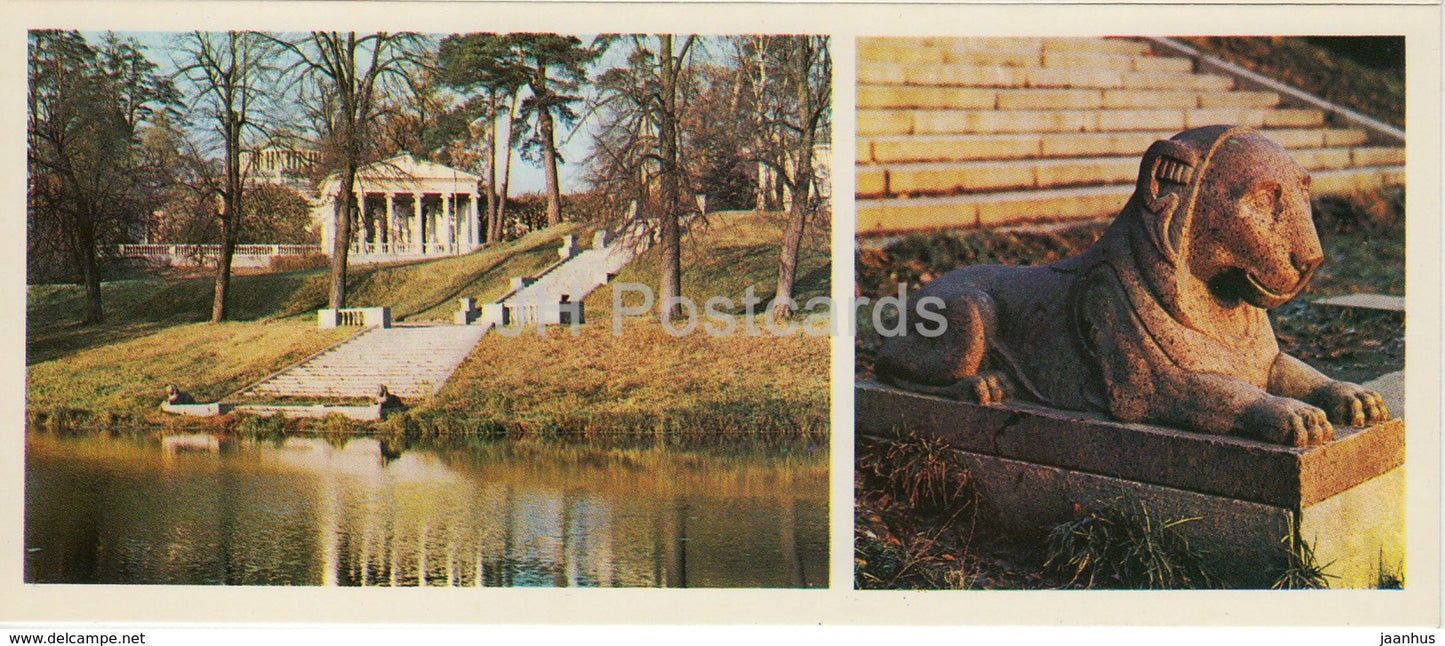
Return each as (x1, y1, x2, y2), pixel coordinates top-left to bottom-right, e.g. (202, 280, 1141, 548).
(1310, 381, 1389, 427)
(956, 372, 1008, 406)
(1243, 396, 1334, 447)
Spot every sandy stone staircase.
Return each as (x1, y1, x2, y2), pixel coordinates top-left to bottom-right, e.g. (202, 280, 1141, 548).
(856, 37, 1407, 236)
(235, 324, 489, 402)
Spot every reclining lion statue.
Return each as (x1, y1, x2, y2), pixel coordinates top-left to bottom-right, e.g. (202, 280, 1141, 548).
(874, 125, 1388, 447)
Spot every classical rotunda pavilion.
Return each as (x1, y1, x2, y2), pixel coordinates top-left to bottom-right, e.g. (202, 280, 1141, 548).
(311, 154, 483, 261)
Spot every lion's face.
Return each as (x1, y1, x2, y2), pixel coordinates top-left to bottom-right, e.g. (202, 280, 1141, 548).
(1185, 134, 1323, 310)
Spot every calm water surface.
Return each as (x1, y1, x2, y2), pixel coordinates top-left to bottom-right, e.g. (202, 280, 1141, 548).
(25, 432, 827, 587)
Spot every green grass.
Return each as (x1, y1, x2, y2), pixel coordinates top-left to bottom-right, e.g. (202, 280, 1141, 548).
(28, 214, 830, 442)
(28, 224, 581, 365)
(27, 321, 354, 429)
(27, 225, 581, 428)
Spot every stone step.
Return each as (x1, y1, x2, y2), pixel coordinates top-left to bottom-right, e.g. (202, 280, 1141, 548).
(1314, 293, 1406, 313)
(860, 128, 1372, 165)
(857, 43, 1192, 73)
(857, 165, 1405, 235)
(859, 147, 1408, 198)
(857, 86, 1279, 111)
(858, 106, 1324, 137)
(860, 36, 1157, 60)
(234, 325, 486, 403)
(858, 62, 1235, 92)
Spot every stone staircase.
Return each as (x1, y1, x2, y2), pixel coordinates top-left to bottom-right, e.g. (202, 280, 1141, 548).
(234, 324, 488, 402)
(504, 232, 643, 307)
(856, 37, 1407, 236)
(159, 228, 651, 421)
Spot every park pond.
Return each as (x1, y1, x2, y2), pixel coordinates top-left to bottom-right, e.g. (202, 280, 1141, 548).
(25, 431, 828, 588)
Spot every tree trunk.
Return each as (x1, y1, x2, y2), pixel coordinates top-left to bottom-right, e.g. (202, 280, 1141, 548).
(211, 210, 237, 322)
(658, 34, 682, 322)
(754, 36, 769, 213)
(493, 92, 520, 243)
(213, 118, 243, 323)
(79, 226, 104, 325)
(484, 91, 499, 244)
(329, 163, 356, 310)
(537, 64, 562, 228)
(539, 107, 561, 227)
(772, 40, 816, 319)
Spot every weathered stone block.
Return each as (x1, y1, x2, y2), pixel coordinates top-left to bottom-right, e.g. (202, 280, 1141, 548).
(860, 86, 997, 110)
(1096, 109, 1185, 132)
(1199, 90, 1280, 109)
(857, 63, 907, 86)
(870, 134, 1041, 164)
(943, 49, 1040, 68)
(1101, 89, 1198, 109)
(913, 65, 1025, 88)
(855, 167, 888, 197)
(1352, 146, 1407, 167)
(1042, 38, 1151, 57)
(1292, 148, 1352, 171)
(480, 302, 509, 326)
(1323, 128, 1370, 147)
(1132, 56, 1194, 74)
(1035, 158, 1137, 189)
(857, 198, 978, 234)
(1026, 68, 1123, 89)
(857, 382, 1406, 587)
(1263, 109, 1326, 128)
(997, 89, 1103, 111)
(858, 110, 913, 136)
(859, 43, 943, 64)
(1040, 132, 1158, 158)
(1184, 108, 1266, 129)
(889, 163, 1035, 195)
(974, 185, 1132, 228)
(1265, 128, 1326, 149)
(941, 110, 1089, 135)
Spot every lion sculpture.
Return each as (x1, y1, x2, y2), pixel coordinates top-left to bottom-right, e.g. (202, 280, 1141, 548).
(874, 125, 1388, 447)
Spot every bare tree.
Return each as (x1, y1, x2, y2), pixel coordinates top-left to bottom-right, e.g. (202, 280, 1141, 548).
(589, 35, 697, 322)
(175, 31, 278, 322)
(27, 30, 177, 323)
(770, 36, 831, 318)
(276, 31, 422, 309)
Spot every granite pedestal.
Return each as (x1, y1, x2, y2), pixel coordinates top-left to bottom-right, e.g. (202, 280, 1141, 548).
(856, 381, 1405, 588)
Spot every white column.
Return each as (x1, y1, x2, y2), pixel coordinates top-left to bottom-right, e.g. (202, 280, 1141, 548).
(412, 193, 423, 254)
(385, 193, 396, 254)
(353, 191, 364, 253)
(442, 194, 454, 252)
(470, 191, 480, 250)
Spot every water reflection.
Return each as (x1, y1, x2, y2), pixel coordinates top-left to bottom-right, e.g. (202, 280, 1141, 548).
(25, 433, 827, 588)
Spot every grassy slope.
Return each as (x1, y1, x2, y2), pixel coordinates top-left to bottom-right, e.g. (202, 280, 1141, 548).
(28, 213, 831, 438)
(27, 322, 355, 427)
(27, 225, 579, 426)
(408, 318, 829, 441)
(411, 210, 833, 440)
(1178, 37, 1405, 129)
(28, 225, 580, 366)
(583, 210, 832, 320)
